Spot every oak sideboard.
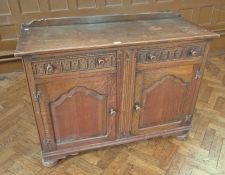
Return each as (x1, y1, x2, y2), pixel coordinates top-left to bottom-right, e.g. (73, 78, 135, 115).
(15, 12, 219, 167)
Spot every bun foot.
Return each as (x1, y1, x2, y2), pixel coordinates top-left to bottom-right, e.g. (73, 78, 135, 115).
(42, 158, 58, 167)
(176, 132, 189, 141)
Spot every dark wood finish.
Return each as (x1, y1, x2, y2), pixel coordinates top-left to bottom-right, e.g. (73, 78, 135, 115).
(15, 13, 218, 56)
(131, 64, 200, 135)
(1, 1, 224, 74)
(37, 71, 117, 151)
(23, 12, 181, 27)
(15, 13, 219, 166)
(1, 0, 225, 53)
(2, 55, 225, 174)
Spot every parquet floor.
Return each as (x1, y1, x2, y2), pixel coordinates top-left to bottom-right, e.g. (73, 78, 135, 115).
(0, 55, 225, 175)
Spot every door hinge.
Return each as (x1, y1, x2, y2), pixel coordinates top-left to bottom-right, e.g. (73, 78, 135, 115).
(33, 90, 41, 101)
(184, 115, 192, 122)
(195, 69, 202, 79)
(183, 114, 192, 125)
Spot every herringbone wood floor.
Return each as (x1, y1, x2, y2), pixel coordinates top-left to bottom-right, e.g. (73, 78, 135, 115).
(0, 56, 225, 175)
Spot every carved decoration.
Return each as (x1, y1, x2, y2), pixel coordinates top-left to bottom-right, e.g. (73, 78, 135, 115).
(49, 86, 107, 143)
(50, 86, 106, 108)
(34, 63, 45, 75)
(32, 51, 117, 76)
(144, 75, 188, 92)
(139, 75, 189, 128)
(137, 44, 205, 64)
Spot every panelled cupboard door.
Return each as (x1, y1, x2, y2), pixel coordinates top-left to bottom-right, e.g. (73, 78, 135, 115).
(131, 64, 200, 135)
(36, 73, 117, 151)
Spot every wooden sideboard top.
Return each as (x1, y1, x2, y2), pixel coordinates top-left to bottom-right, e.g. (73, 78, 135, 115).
(15, 12, 219, 56)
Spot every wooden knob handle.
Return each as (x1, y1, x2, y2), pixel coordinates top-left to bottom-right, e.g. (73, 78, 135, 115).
(46, 64, 53, 72)
(190, 50, 198, 57)
(97, 59, 105, 65)
(134, 104, 141, 111)
(148, 54, 156, 61)
(109, 108, 117, 116)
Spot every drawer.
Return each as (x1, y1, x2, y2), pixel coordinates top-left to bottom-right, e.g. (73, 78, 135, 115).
(136, 42, 206, 64)
(31, 51, 117, 76)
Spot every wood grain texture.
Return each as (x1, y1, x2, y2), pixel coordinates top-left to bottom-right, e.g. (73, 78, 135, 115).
(117, 49, 136, 137)
(14, 14, 218, 165)
(1, 0, 225, 53)
(31, 51, 117, 76)
(139, 75, 188, 128)
(1, 55, 225, 173)
(34, 69, 117, 154)
(131, 62, 201, 136)
(14, 14, 218, 56)
(50, 87, 107, 144)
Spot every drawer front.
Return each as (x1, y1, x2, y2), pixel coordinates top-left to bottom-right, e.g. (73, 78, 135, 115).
(136, 43, 206, 64)
(32, 51, 117, 76)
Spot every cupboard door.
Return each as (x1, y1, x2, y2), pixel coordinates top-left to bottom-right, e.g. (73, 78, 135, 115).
(131, 64, 200, 135)
(36, 73, 117, 151)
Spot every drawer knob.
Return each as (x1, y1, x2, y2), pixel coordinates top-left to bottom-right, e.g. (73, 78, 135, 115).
(97, 59, 105, 65)
(109, 108, 117, 116)
(148, 54, 156, 61)
(46, 64, 54, 72)
(190, 50, 198, 57)
(134, 104, 141, 111)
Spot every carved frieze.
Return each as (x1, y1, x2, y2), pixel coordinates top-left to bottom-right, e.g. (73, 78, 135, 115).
(136, 44, 205, 64)
(32, 52, 117, 76)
